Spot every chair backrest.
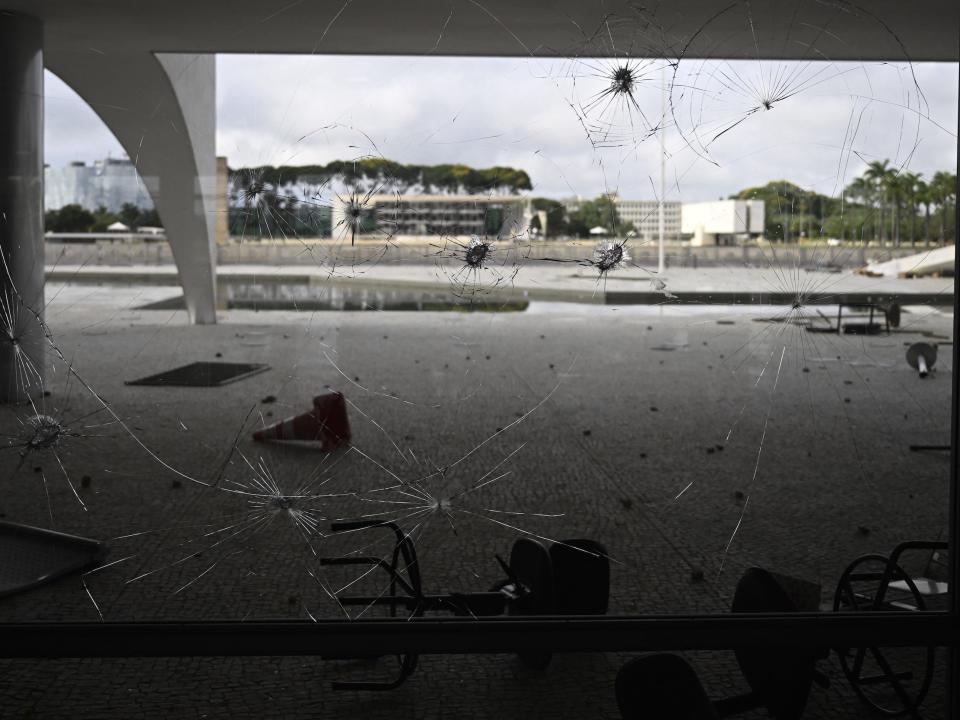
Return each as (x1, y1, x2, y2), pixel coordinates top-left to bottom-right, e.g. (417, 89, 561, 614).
(507, 537, 555, 670)
(731, 567, 817, 719)
(616, 653, 719, 720)
(550, 538, 610, 614)
(507, 537, 555, 615)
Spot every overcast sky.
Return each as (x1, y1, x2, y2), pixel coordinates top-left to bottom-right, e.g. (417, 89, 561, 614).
(44, 55, 957, 202)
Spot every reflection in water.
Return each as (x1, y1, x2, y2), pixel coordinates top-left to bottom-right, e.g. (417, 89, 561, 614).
(140, 282, 529, 312)
(228, 282, 529, 312)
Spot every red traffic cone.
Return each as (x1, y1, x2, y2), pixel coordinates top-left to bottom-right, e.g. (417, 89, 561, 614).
(252, 392, 351, 450)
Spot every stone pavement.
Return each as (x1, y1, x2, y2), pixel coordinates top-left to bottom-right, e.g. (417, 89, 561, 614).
(0, 285, 953, 718)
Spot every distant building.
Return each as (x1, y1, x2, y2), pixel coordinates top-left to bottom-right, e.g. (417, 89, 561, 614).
(45, 157, 154, 212)
(614, 199, 682, 241)
(681, 200, 765, 246)
(332, 194, 526, 239)
(561, 195, 682, 241)
(561, 196, 584, 215)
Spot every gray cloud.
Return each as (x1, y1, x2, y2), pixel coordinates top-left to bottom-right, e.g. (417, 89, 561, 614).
(45, 55, 957, 203)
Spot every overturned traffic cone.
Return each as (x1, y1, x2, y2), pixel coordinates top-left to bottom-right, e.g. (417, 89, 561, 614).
(253, 392, 351, 450)
(906, 342, 938, 378)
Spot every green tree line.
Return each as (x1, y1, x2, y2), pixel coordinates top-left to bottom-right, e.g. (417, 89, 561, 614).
(231, 160, 533, 196)
(530, 196, 634, 238)
(733, 163, 957, 245)
(45, 203, 162, 233)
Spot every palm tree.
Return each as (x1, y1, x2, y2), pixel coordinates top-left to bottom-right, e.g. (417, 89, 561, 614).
(886, 172, 906, 247)
(932, 171, 957, 245)
(845, 176, 874, 241)
(901, 172, 921, 247)
(916, 179, 933, 246)
(864, 160, 891, 244)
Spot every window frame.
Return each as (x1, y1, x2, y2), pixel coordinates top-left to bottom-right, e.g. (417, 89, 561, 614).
(1, 12, 958, 714)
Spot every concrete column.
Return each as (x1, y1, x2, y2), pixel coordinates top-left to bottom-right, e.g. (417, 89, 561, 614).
(155, 54, 218, 325)
(51, 52, 219, 326)
(0, 11, 44, 402)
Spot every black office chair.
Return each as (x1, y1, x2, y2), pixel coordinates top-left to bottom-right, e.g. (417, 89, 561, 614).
(616, 653, 719, 720)
(551, 538, 610, 614)
(323, 527, 611, 687)
(616, 567, 825, 719)
(720, 567, 823, 719)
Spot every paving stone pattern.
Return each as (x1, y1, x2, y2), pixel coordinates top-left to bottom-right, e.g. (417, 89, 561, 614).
(0, 294, 952, 718)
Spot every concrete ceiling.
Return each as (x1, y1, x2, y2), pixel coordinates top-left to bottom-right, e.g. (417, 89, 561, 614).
(4, 0, 958, 62)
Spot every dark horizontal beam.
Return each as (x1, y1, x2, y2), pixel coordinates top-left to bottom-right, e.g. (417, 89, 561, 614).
(0, 613, 955, 659)
(14, 0, 958, 61)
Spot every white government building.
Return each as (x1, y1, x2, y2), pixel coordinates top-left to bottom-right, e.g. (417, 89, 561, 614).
(561, 195, 682, 241)
(331, 193, 527, 239)
(680, 200, 766, 246)
(562, 195, 764, 245)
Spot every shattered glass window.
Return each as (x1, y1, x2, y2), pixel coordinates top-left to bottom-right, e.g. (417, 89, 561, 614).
(1, 0, 957, 716)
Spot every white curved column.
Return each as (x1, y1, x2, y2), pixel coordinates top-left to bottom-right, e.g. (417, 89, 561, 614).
(47, 52, 218, 324)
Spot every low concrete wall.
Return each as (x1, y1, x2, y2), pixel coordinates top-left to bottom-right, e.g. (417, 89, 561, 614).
(45, 237, 937, 270)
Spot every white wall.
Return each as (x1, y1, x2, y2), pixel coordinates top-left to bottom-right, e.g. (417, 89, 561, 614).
(681, 200, 764, 235)
(746, 200, 765, 234)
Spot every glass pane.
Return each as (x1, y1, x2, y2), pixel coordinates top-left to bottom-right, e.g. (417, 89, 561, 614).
(0, 0, 956, 716)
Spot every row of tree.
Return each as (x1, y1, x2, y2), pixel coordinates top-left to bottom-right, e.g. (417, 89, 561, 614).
(232, 160, 533, 197)
(531, 196, 634, 238)
(734, 164, 957, 245)
(48, 161, 947, 243)
(44, 203, 162, 233)
(846, 162, 956, 245)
